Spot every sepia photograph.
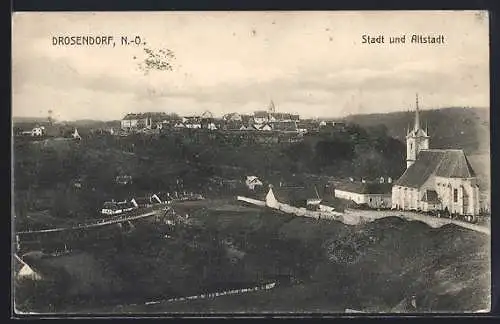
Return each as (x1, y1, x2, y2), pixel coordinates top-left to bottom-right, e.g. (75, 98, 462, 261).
(12, 10, 491, 315)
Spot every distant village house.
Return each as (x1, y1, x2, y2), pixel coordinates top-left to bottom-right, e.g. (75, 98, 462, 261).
(245, 176, 263, 190)
(115, 175, 133, 185)
(100, 200, 136, 216)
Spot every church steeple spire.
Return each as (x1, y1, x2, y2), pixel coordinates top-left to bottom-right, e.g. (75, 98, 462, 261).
(406, 93, 430, 169)
(269, 100, 276, 113)
(414, 93, 420, 131)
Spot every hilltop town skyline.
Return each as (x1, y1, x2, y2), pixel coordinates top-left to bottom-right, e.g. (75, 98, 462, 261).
(11, 103, 490, 123)
(12, 11, 488, 121)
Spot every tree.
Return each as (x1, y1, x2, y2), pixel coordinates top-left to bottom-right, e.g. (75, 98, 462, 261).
(138, 47, 176, 75)
(367, 124, 389, 138)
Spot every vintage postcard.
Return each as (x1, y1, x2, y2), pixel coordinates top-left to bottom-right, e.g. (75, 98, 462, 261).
(12, 11, 491, 315)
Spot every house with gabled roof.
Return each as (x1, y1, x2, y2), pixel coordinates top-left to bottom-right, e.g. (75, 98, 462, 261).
(391, 95, 481, 216)
(121, 112, 174, 130)
(265, 184, 323, 210)
(253, 110, 270, 124)
(245, 176, 263, 190)
(101, 200, 136, 216)
(254, 123, 272, 131)
(334, 181, 393, 208)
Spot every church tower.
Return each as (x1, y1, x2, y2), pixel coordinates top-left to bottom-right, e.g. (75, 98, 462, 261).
(406, 94, 430, 168)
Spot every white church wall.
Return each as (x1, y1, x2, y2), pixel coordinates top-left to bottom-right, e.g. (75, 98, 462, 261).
(435, 176, 480, 215)
(410, 188, 419, 210)
(417, 174, 438, 211)
(393, 186, 406, 210)
(391, 186, 399, 209)
(396, 186, 404, 209)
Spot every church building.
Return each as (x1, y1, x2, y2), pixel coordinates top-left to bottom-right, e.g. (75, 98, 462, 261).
(391, 95, 481, 216)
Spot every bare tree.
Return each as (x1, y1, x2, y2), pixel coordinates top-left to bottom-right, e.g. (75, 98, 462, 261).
(137, 47, 176, 75)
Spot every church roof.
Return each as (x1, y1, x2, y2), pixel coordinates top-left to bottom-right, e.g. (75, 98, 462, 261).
(434, 150, 476, 178)
(407, 128, 428, 137)
(395, 149, 476, 189)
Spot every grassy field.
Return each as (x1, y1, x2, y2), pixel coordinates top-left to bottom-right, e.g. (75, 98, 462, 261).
(14, 200, 490, 314)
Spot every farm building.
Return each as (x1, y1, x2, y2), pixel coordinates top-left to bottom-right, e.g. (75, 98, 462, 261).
(245, 176, 263, 190)
(265, 185, 323, 210)
(100, 200, 136, 216)
(333, 181, 393, 209)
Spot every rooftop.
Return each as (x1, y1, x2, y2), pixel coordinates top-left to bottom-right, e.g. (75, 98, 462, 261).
(122, 112, 173, 121)
(270, 185, 322, 204)
(407, 128, 429, 137)
(395, 149, 476, 188)
(334, 181, 393, 195)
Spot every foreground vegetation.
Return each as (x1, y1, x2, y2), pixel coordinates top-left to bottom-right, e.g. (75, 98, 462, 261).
(15, 206, 490, 313)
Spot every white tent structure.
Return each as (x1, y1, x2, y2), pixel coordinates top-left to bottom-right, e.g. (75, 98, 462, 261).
(14, 254, 43, 281)
(72, 128, 81, 140)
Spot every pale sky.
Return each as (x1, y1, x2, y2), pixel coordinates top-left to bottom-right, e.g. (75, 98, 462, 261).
(12, 11, 489, 121)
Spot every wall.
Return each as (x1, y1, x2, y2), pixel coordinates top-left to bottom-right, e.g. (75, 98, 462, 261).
(434, 176, 480, 215)
(391, 185, 418, 210)
(392, 177, 480, 215)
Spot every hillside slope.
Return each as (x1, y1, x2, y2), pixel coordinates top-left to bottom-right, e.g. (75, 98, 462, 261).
(30, 211, 490, 314)
(343, 107, 490, 155)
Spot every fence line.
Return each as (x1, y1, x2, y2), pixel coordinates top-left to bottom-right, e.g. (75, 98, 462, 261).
(16, 209, 166, 235)
(119, 282, 277, 309)
(237, 196, 490, 235)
